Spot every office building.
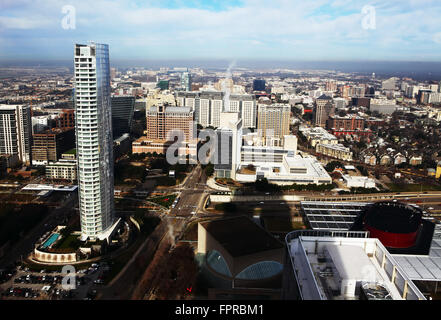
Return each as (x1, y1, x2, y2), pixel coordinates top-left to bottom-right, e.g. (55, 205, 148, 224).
(253, 79, 266, 92)
(315, 95, 334, 128)
(180, 71, 192, 91)
(146, 105, 194, 141)
(257, 104, 291, 146)
(157, 80, 169, 91)
(111, 95, 135, 139)
(74, 42, 117, 241)
(32, 128, 75, 165)
(0, 104, 32, 165)
(417, 90, 432, 105)
(134, 105, 197, 156)
(382, 78, 397, 91)
(370, 99, 399, 115)
(214, 112, 243, 180)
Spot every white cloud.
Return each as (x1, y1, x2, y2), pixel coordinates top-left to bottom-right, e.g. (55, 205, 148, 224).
(1, 0, 441, 59)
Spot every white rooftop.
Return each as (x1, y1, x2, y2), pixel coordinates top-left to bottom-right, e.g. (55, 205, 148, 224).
(21, 184, 78, 192)
(286, 235, 426, 300)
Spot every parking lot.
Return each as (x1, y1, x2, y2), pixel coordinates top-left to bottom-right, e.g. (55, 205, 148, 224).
(0, 262, 110, 300)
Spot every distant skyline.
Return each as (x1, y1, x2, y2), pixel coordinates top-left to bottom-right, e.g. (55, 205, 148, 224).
(1, 0, 441, 62)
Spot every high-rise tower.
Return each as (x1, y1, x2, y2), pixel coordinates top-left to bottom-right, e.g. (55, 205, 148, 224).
(74, 42, 115, 240)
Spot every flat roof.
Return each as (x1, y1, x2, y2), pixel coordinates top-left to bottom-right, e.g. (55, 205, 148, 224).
(200, 216, 283, 258)
(393, 238, 441, 281)
(325, 244, 381, 281)
(21, 184, 78, 192)
(286, 235, 426, 300)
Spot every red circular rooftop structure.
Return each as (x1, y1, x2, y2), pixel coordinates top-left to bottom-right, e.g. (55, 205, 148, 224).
(361, 201, 423, 249)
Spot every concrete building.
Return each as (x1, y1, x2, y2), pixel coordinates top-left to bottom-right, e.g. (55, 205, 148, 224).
(146, 105, 194, 141)
(284, 231, 425, 300)
(214, 112, 243, 180)
(257, 104, 291, 147)
(315, 95, 334, 128)
(342, 175, 376, 189)
(326, 115, 370, 137)
(74, 42, 117, 241)
(299, 126, 338, 148)
(46, 158, 77, 182)
(0, 104, 32, 165)
(370, 99, 399, 115)
(32, 128, 75, 165)
(229, 94, 257, 129)
(316, 143, 353, 161)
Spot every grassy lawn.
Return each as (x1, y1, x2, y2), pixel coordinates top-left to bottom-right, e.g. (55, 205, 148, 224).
(386, 183, 441, 192)
(147, 194, 177, 208)
(53, 234, 82, 250)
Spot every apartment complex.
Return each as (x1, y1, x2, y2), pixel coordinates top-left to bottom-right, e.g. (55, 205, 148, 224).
(315, 143, 353, 161)
(0, 104, 32, 165)
(257, 104, 291, 146)
(74, 42, 117, 240)
(326, 115, 370, 137)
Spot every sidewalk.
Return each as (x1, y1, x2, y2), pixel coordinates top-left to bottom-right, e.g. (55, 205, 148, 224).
(206, 178, 230, 191)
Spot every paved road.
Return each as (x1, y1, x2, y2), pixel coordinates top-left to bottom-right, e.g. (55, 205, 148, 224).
(170, 165, 207, 217)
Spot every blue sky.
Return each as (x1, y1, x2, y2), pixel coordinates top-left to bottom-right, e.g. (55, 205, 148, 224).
(1, 0, 441, 61)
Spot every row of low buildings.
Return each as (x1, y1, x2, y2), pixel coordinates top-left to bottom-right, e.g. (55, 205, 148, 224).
(299, 126, 353, 162)
(362, 151, 423, 167)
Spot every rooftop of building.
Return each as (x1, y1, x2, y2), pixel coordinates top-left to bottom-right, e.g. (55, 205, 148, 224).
(200, 216, 283, 258)
(317, 94, 333, 100)
(148, 105, 192, 114)
(63, 148, 76, 155)
(286, 233, 426, 300)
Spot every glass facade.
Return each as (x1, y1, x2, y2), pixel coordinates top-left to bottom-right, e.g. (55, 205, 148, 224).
(74, 42, 115, 239)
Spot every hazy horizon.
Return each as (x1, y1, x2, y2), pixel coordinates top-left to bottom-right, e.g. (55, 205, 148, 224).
(2, 59, 441, 80)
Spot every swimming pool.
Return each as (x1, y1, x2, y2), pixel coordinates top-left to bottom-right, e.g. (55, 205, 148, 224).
(41, 233, 60, 249)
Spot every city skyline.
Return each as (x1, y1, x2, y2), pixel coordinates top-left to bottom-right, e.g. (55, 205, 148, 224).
(2, 1, 441, 61)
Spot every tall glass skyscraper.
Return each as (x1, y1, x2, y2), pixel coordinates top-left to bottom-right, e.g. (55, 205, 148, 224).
(74, 42, 115, 240)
